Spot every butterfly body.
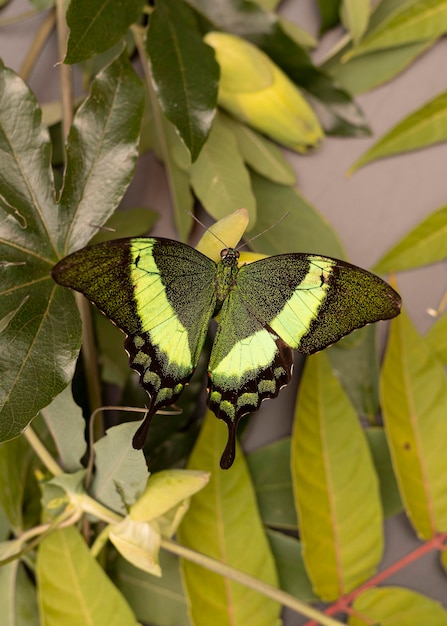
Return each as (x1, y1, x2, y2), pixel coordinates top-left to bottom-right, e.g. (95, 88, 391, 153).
(52, 236, 401, 468)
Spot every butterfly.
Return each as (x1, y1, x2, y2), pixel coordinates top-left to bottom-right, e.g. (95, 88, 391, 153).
(51, 237, 401, 468)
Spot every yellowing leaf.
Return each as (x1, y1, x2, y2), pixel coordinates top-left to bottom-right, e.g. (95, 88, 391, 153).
(381, 308, 447, 539)
(177, 412, 281, 626)
(37, 526, 137, 626)
(373, 203, 447, 273)
(349, 90, 447, 173)
(291, 352, 383, 601)
(350, 586, 447, 625)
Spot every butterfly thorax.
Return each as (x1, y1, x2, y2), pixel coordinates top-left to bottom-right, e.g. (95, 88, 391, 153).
(214, 248, 240, 314)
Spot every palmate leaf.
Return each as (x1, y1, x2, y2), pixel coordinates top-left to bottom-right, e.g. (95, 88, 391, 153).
(291, 351, 383, 601)
(178, 411, 281, 626)
(0, 53, 143, 443)
(146, 0, 219, 162)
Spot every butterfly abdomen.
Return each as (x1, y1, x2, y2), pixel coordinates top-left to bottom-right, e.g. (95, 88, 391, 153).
(214, 248, 240, 313)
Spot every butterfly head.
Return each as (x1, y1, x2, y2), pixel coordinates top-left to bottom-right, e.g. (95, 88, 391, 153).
(220, 247, 240, 266)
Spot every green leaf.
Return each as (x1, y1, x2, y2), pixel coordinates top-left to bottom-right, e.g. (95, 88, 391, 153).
(186, 0, 370, 137)
(365, 428, 403, 518)
(247, 438, 297, 530)
(327, 325, 380, 422)
(345, 0, 447, 59)
(40, 386, 86, 473)
(350, 586, 447, 625)
(60, 51, 144, 254)
(316, 0, 342, 33)
(0, 60, 80, 440)
(381, 307, 447, 539)
(111, 551, 191, 626)
(349, 89, 447, 174)
(93, 308, 130, 387)
(373, 203, 447, 273)
(37, 526, 138, 626)
(146, 0, 218, 162)
(219, 113, 296, 186)
(425, 314, 447, 365)
(323, 39, 434, 96)
(177, 411, 281, 626)
(65, 0, 146, 63)
(0, 559, 40, 626)
(91, 423, 149, 516)
(89, 207, 158, 245)
(340, 0, 370, 43)
(189, 113, 257, 227)
(247, 172, 346, 258)
(291, 351, 383, 601)
(266, 530, 318, 603)
(0, 431, 41, 534)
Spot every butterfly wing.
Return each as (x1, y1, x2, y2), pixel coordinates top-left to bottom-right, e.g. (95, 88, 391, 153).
(52, 237, 217, 447)
(208, 253, 401, 468)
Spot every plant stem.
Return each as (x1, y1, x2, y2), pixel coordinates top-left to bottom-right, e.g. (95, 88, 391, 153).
(161, 538, 345, 626)
(23, 426, 63, 476)
(20, 9, 56, 81)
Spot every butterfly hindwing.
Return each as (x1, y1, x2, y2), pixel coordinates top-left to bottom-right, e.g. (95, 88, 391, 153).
(52, 238, 217, 446)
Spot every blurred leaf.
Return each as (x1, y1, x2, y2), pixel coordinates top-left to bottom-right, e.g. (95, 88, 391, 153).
(0, 559, 40, 626)
(365, 428, 403, 518)
(373, 203, 447, 273)
(349, 90, 447, 174)
(37, 526, 138, 625)
(278, 18, 317, 50)
(425, 314, 447, 365)
(327, 325, 380, 422)
(178, 411, 281, 626)
(220, 114, 296, 185)
(247, 438, 297, 530)
(316, 0, 342, 33)
(93, 309, 130, 387)
(91, 423, 149, 515)
(381, 307, 447, 539)
(247, 172, 346, 258)
(112, 551, 191, 626)
(65, 0, 146, 63)
(147, 0, 218, 161)
(60, 51, 144, 253)
(186, 0, 370, 136)
(189, 113, 257, 227)
(323, 39, 434, 95)
(90, 208, 158, 245)
(341, 0, 370, 43)
(266, 530, 318, 603)
(350, 586, 447, 625)
(40, 386, 86, 473)
(147, 94, 194, 241)
(291, 352, 383, 601)
(345, 0, 447, 60)
(0, 435, 41, 535)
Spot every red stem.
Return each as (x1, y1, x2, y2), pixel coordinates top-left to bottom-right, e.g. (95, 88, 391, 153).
(304, 532, 447, 625)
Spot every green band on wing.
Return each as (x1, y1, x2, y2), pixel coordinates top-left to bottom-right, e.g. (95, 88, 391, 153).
(270, 258, 334, 349)
(130, 241, 193, 376)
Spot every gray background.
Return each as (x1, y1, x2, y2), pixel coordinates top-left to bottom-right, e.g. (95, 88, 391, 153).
(2, 0, 446, 621)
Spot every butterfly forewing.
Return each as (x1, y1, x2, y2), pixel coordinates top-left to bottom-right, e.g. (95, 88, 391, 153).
(237, 253, 401, 354)
(52, 238, 217, 444)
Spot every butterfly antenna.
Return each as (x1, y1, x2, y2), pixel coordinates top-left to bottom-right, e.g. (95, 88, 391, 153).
(185, 210, 228, 248)
(237, 211, 290, 251)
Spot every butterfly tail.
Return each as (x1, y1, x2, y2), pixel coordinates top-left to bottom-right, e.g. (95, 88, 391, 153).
(132, 408, 156, 449)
